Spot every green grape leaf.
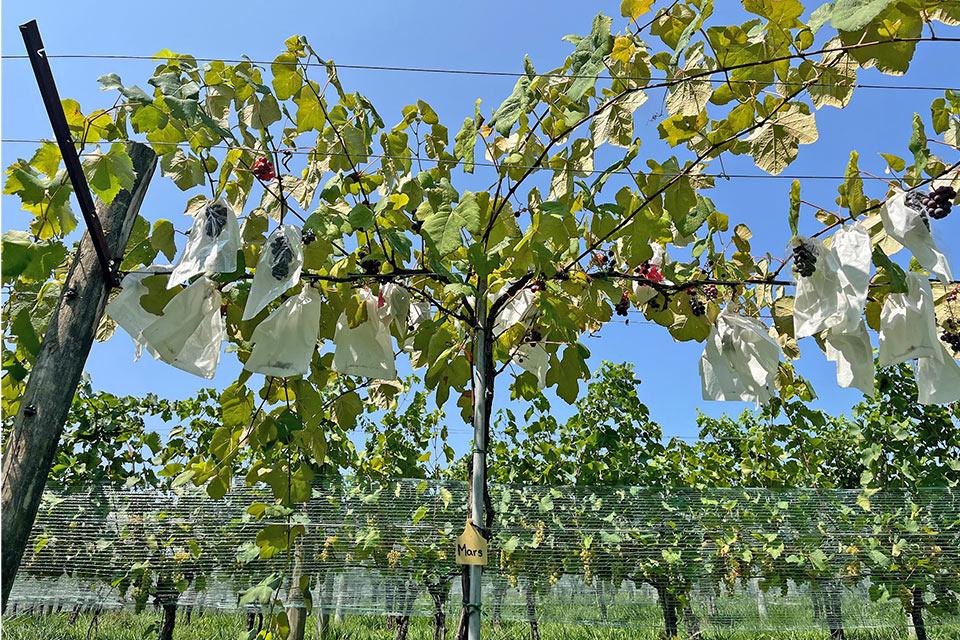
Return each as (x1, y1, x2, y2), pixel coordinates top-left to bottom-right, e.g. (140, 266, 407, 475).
(454, 117, 477, 173)
(788, 180, 801, 236)
(830, 0, 896, 31)
(150, 219, 177, 261)
(749, 103, 818, 175)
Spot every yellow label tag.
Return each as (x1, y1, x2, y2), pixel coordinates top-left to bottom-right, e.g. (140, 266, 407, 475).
(455, 519, 488, 566)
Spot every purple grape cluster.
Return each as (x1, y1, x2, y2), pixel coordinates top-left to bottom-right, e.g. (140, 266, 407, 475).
(942, 319, 960, 356)
(204, 201, 228, 238)
(615, 291, 630, 317)
(690, 294, 705, 317)
(906, 185, 956, 227)
(792, 240, 818, 278)
(270, 234, 293, 280)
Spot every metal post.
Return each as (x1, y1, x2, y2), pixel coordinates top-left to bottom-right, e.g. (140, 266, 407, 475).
(467, 279, 490, 640)
(19, 20, 119, 287)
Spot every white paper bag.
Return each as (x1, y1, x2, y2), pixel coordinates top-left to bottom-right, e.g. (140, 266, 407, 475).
(792, 236, 842, 339)
(106, 268, 165, 359)
(332, 290, 397, 380)
(168, 199, 240, 288)
(407, 300, 432, 331)
(244, 287, 322, 378)
(242, 224, 303, 320)
(401, 299, 432, 352)
(493, 289, 536, 336)
(823, 321, 874, 395)
(878, 272, 940, 367)
(916, 342, 960, 405)
(700, 309, 780, 404)
(515, 342, 550, 389)
(141, 276, 224, 379)
(880, 190, 953, 283)
(378, 283, 411, 330)
(793, 226, 871, 339)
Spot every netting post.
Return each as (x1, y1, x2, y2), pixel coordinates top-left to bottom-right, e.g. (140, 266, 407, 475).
(466, 276, 491, 640)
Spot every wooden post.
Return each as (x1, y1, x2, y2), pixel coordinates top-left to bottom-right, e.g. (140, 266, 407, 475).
(0, 141, 157, 609)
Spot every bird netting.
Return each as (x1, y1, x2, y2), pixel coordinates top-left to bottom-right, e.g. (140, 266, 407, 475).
(8, 480, 960, 634)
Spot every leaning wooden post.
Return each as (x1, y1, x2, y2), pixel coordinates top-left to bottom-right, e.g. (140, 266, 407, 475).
(0, 141, 157, 609)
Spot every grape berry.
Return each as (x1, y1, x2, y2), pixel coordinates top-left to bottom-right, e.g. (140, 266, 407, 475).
(792, 240, 818, 278)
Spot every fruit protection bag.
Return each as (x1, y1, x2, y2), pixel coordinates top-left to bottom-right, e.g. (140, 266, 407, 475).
(378, 283, 411, 331)
(700, 309, 781, 404)
(168, 199, 240, 288)
(880, 190, 953, 283)
(141, 276, 224, 379)
(916, 341, 960, 405)
(515, 342, 550, 389)
(106, 268, 165, 359)
(402, 299, 432, 352)
(878, 272, 940, 367)
(493, 289, 536, 336)
(242, 224, 303, 320)
(244, 286, 322, 378)
(793, 225, 871, 339)
(332, 289, 397, 380)
(823, 321, 875, 396)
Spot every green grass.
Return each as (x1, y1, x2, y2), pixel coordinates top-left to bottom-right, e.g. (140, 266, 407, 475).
(5, 611, 960, 640)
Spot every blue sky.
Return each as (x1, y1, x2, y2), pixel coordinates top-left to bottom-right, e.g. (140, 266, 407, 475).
(2, 1, 958, 452)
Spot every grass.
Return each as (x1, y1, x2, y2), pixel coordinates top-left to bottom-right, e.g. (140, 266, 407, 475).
(5, 610, 960, 640)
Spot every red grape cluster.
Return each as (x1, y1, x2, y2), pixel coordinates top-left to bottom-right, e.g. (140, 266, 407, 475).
(702, 284, 719, 300)
(635, 262, 664, 283)
(252, 156, 276, 181)
(792, 240, 818, 277)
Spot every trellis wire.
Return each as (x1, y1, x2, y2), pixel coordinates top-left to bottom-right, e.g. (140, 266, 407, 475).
(9, 481, 960, 632)
(2, 52, 959, 92)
